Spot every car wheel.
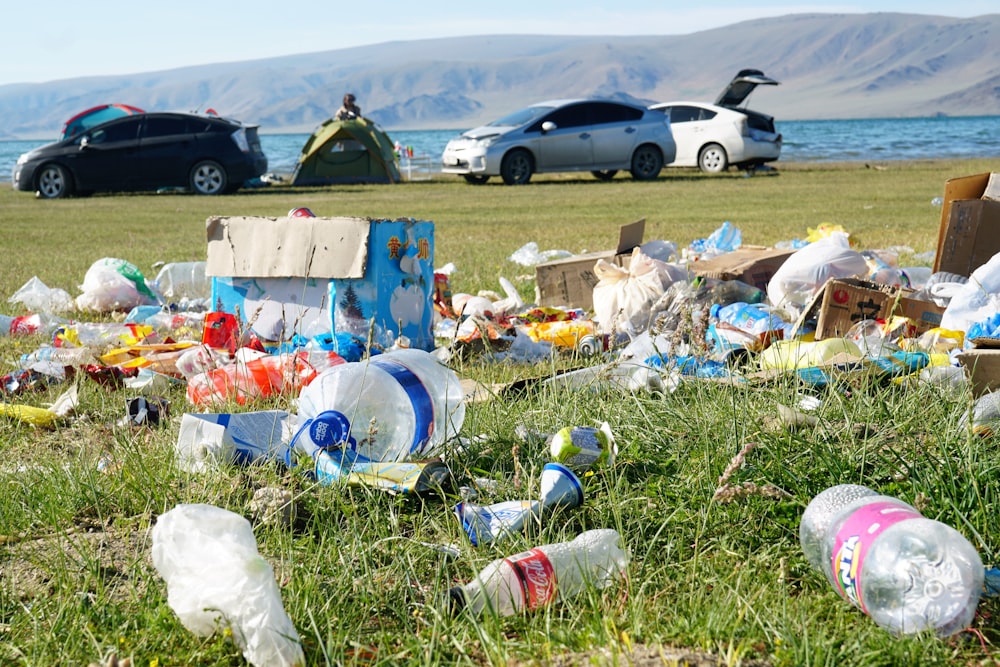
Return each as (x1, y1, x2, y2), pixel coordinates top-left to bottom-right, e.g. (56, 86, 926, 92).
(190, 160, 228, 195)
(463, 174, 490, 185)
(500, 149, 533, 185)
(698, 144, 729, 173)
(629, 145, 663, 181)
(591, 170, 618, 181)
(35, 163, 73, 199)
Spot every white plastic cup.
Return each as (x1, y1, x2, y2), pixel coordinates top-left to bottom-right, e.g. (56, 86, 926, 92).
(539, 462, 584, 511)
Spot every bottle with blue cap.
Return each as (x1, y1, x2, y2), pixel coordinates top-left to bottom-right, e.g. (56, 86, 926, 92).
(289, 408, 452, 494)
(296, 348, 466, 462)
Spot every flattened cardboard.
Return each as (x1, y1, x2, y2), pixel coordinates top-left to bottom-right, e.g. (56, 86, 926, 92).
(534, 218, 645, 310)
(687, 246, 795, 291)
(535, 250, 617, 310)
(957, 349, 1000, 397)
(205, 216, 370, 278)
(934, 172, 1000, 277)
(795, 278, 945, 340)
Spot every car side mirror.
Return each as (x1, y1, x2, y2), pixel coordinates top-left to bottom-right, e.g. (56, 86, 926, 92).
(80, 137, 90, 149)
(541, 121, 557, 133)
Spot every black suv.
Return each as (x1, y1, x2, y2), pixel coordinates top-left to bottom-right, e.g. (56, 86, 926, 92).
(12, 111, 268, 198)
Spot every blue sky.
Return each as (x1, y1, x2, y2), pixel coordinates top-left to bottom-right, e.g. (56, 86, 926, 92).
(2, 1, 994, 86)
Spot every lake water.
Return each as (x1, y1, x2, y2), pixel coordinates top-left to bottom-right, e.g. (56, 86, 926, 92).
(2, 116, 998, 179)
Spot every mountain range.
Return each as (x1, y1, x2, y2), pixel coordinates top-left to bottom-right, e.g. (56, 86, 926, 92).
(1, 12, 998, 140)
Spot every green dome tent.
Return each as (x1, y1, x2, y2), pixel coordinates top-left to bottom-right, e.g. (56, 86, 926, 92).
(291, 117, 401, 185)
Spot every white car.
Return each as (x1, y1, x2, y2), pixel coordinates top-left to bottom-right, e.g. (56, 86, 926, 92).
(650, 70, 781, 173)
(441, 99, 676, 185)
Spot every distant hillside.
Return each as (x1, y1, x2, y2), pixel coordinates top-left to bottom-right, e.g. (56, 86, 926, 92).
(1, 12, 998, 139)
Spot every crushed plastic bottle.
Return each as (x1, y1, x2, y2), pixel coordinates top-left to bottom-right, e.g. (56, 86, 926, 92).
(800, 484, 983, 636)
(447, 529, 629, 616)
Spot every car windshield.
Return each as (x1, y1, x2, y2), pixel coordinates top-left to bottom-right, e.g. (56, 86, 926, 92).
(487, 105, 555, 127)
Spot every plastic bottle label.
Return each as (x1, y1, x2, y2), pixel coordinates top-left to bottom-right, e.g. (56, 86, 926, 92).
(831, 500, 923, 613)
(370, 357, 434, 455)
(506, 548, 557, 611)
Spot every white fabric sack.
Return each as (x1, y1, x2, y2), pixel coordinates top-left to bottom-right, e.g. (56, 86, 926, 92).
(593, 248, 684, 335)
(766, 233, 869, 318)
(151, 504, 305, 667)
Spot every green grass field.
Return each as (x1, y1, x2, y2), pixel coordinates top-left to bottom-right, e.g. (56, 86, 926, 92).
(0, 161, 998, 667)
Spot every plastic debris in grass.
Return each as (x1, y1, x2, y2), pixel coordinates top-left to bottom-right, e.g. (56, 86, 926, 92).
(0, 384, 78, 427)
(151, 503, 305, 667)
(455, 463, 583, 546)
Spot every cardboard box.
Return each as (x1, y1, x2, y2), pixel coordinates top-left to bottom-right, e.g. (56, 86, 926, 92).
(957, 340, 1000, 397)
(206, 215, 435, 350)
(934, 172, 1000, 277)
(534, 219, 645, 310)
(797, 278, 945, 340)
(687, 246, 795, 292)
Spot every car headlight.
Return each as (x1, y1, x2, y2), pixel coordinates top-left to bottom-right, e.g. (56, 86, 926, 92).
(474, 134, 500, 148)
(16, 153, 32, 166)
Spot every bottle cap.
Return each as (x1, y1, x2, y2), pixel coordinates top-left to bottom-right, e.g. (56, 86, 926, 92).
(290, 410, 354, 455)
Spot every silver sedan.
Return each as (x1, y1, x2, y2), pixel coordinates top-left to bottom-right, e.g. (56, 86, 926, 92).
(441, 99, 676, 185)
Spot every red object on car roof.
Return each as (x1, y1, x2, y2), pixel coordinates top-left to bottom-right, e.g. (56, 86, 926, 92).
(60, 103, 145, 140)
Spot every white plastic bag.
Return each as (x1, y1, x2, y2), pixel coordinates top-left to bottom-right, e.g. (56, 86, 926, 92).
(507, 241, 572, 266)
(75, 257, 158, 312)
(941, 251, 1000, 335)
(8, 276, 75, 313)
(151, 504, 305, 667)
(593, 248, 684, 334)
(766, 233, 868, 318)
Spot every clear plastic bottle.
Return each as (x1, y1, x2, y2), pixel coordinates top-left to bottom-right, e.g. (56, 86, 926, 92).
(19, 345, 99, 368)
(799, 484, 984, 636)
(447, 529, 629, 616)
(296, 348, 466, 462)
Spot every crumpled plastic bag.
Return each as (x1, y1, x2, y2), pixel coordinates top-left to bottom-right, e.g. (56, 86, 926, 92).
(8, 276, 75, 313)
(766, 233, 868, 318)
(508, 241, 573, 266)
(593, 248, 686, 335)
(151, 504, 305, 667)
(76, 258, 158, 312)
(940, 252, 1000, 337)
(687, 221, 742, 259)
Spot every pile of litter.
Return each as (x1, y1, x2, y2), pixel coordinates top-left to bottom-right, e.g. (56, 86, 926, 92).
(5, 177, 1000, 663)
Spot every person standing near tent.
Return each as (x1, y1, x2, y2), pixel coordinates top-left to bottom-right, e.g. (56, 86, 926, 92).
(336, 93, 362, 121)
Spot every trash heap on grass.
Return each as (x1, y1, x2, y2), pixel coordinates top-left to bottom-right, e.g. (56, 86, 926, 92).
(4, 171, 1000, 655)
